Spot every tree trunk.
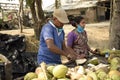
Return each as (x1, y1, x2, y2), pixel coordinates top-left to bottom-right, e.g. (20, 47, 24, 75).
(55, 0, 61, 9)
(109, 0, 120, 49)
(28, 0, 45, 40)
(19, 0, 24, 33)
(34, 0, 45, 40)
(29, 0, 37, 23)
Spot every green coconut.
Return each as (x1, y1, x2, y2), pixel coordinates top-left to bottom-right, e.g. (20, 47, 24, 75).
(88, 57, 99, 65)
(47, 72, 53, 79)
(31, 78, 40, 80)
(24, 72, 37, 80)
(51, 77, 57, 80)
(109, 50, 120, 55)
(86, 75, 93, 80)
(37, 71, 53, 80)
(108, 50, 120, 63)
(97, 70, 107, 80)
(57, 78, 70, 80)
(38, 72, 46, 80)
(53, 65, 68, 78)
(105, 78, 112, 80)
(108, 70, 120, 80)
(110, 75, 120, 80)
(87, 71, 98, 80)
(100, 49, 120, 57)
(47, 65, 55, 74)
(110, 57, 120, 70)
(79, 77, 86, 80)
(100, 49, 110, 56)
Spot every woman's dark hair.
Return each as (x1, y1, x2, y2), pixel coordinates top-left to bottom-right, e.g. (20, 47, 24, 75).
(75, 16, 84, 24)
(70, 20, 77, 27)
(70, 16, 84, 28)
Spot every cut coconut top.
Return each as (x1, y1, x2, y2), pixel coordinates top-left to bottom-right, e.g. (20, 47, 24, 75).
(75, 58, 87, 65)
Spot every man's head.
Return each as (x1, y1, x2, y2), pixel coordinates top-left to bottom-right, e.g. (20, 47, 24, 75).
(52, 8, 69, 28)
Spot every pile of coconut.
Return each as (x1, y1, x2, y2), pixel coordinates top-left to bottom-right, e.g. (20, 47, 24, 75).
(24, 49, 120, 80)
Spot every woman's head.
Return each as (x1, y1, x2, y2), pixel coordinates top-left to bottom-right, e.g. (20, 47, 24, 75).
(71, 16, 86, 28)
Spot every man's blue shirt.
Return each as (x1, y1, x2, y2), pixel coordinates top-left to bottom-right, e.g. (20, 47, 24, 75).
(37, 21, 65, 64)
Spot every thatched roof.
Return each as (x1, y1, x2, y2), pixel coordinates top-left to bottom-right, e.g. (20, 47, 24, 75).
(44, 1, 98, 12)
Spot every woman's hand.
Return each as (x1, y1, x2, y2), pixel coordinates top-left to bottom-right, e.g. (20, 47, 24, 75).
(67, 53, 87, 60)
(67, 53, 77, 61)
(90, 48, 100, 54)
(76, 54, 86, 59)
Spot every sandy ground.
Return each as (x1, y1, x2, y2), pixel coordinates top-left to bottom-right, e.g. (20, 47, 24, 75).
(0, 28, 35, 36)
(0, 21, 110, 50)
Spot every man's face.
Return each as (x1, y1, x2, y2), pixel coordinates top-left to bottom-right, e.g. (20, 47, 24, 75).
(54, 18, 64, 28)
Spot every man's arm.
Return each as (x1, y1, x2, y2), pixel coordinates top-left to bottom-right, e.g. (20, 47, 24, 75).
(62, 40, 78, 60)
(45, 39, 68, 57)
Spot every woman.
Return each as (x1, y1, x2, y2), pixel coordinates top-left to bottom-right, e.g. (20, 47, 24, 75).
(67, 16, 96, 59)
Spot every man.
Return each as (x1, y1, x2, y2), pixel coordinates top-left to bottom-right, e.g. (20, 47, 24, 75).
(37, 8, 78, 64)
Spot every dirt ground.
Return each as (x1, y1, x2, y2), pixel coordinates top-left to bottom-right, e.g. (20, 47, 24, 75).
(0, 21, 110, 52)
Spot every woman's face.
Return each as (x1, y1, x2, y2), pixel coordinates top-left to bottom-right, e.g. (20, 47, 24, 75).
(79, 19, 86, 28)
